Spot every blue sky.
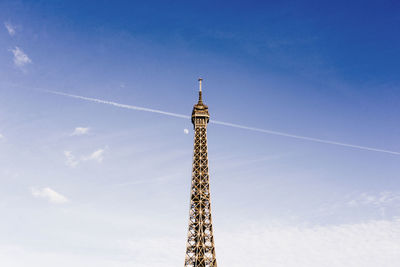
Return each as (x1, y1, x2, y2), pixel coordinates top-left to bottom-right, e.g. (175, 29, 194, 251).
(0, 1, 400, 266)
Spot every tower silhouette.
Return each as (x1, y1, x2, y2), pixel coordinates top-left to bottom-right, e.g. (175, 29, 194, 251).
(184, 79, 217, 267)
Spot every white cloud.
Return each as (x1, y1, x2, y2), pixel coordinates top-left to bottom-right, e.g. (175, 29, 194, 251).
(315, 191, 400, 221)
(64, 149, 105, 167)
(71, 127, 90, 136)
(31, 187, 68, 204)
(82, 149, 104, 163)
(64, 151, 79, 168)
(10, 46, 32, 67)
(215, 219, 400, 267)
(4, 22, 16, 36)
(0, 218, 399, 266)
(183, 128, 189, 134)
(98, 219, 400, 266)
(347, 191, 400, 208)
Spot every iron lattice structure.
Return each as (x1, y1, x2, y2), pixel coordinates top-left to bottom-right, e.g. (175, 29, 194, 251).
(184, 79, 217, 267)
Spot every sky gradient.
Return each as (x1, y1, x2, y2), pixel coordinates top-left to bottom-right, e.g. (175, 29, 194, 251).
(1, 1, 400, 266)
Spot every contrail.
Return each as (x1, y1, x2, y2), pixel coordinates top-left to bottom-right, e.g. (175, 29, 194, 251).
(210, 120, 400, 155)
(46, 90, 190, 120)
(45, 90, 400, 156)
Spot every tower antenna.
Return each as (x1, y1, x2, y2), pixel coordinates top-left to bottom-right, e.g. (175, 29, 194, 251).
(198, 78, 203, 104)
(198, 78, 202, 92)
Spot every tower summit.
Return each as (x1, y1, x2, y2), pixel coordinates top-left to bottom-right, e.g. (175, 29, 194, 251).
(191, 78, 209, 125)
(185, 79, 217, 267)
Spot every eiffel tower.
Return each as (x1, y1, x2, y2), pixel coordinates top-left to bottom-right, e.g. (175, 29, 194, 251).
(184, 78, 217, 267)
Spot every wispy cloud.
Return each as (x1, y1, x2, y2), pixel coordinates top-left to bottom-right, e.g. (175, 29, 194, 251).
(0, 133, 4, 139)
(71, 127, 90, 136)
(64, 151, 79, 168)
(82, 149, 104, 163)
(4, 22, 16, 36)
(110, 219, 400, 266)
(216, 219, 400, 267)
(347, 191, 400, 208)
(64, 148, 105, 167)
(314, 191, 400, 220)
(10, 47, 32, 68)
(0, 215, 398, 266)
(31, 187, 68, 204)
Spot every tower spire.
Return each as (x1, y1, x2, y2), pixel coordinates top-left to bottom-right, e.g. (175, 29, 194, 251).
(198, 78, 203, 104)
